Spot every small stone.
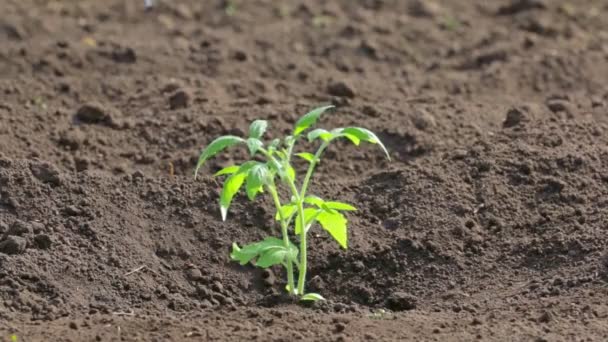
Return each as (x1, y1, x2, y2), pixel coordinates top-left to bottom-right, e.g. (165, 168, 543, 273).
(411, 109, 436, 131)
(161, 81, 182, 94)
(362, 105, 380, 117)
(352, 260, 365, 272)
(75, 102, 117, 126)
(69, 321, 78, 330)
(233, 50, 247, 62)
(538, 310, 553, 323)
(327, 81, 356, 98)
(196, 285, 212, 299)
(0, 221, 8, 234)
(497, 0, 546, 15)
(34, 234, 52, 249)
(174, 4, 193, 20)
(132, 170, 145, 179)
(0, 236, 27, 255)
(30, 161, 62, 186)
(386, 292, 417, 311)
(186, 268, 203, 281)
(471, 317, 483, 325)
(74, 157, 90, 172)
(30, 222, 46, 234)
(546, 99, 574, 116)
(408, 0, 442, 18)
(58, 130, 86, 151)
(223, 297, 235, 306)
(200, 299, 213, 308)
(111, 47, 136, 63)
(2, 22, 27, 41)
(211, 281, 224, 293)
(364, 333, 377, 340)
(169, 89, 191, 110)
(7, 220, 32, 236)
(64, 205, 83, 216)
(503, 108, 526, 128)
(262, 269, 276, 287)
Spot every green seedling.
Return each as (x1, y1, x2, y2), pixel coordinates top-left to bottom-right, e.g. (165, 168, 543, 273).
(368, 308, 392, 320)
(195, 106, 389, 300)
(225, 0, 237, 16)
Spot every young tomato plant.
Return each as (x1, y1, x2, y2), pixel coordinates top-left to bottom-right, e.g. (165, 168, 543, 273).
(194, 106, 389, 301)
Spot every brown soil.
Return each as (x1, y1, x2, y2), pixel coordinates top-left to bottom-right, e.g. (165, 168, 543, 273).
(2, 0, 608, 340)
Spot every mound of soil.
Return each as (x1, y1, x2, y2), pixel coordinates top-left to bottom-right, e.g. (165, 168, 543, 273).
(2, 0, 608, 340)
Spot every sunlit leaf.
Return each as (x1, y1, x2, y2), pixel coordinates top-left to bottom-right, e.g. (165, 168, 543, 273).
(293, 105, 334, 136)
(308, 128, 332, 142)
(213, 165, 240, 177)
(230, 237, 284, 265)
(339, 127, 390, 160)
(220, 172, 247, 221)
(317, 210, 348, 249)
(331, 128, 360, 146)
(287, 165, 296, 182)
(304, 195, 325, 208)
(246, 164, 269, 200)
(249, 120, 268, 139)
(295, 207, 321, 234)
(324, 201, 357, 211)
(195, 136, 244, 178)
(301, 293, 325, 301)
(296, 152, 316, 163)
(246, 137, 263, 156)
(256, 247, 287, 268)
(275, 204, 297, 221)
(268, 138, 281, 151)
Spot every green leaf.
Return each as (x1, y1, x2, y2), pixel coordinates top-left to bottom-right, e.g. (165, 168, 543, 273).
(296, 152, 316, 163)
(256, 247, 287, 268)
(331, 128, 361, 146)
(246, 164, 269, 200)
(293, 105, 334, 136)
(213, 165, 240, 177)
(301, 293, 325, 301)
(268, 138, 281, 151)
(275, 204, 297, 221)
(287, 165, 296, 182)
(304, 195, 325, 208)
(324, 201, 357, 211)
(343, 133, 360, 145)
(286, 284, 298, 295)
(295, 208, 321, 234)
(249, 120, 268, 139)
(246, 137, 263, 156)
(286, 243, 299, 262)
(220, 172, 247, 221)
(317, 210, 348, 249)
(307, 128, 332, 142)
(339, 127, 390, 160)
(230, 237, 288, 266)
(230, 242, 257, 265)
(195, 136, 244, 178)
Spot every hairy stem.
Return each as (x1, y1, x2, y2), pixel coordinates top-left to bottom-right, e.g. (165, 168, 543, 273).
(296, 141, 329, 294)
(267, 183, 295, 295)
(299, 142, 328, 198)
(296, 201, 307, 295)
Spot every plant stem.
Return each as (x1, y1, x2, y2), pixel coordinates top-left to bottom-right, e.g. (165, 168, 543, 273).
(299, 142, 328, 198)
(267, 183, 295, 295)
(295, 141, 329, 294)
(296, 200, 307, 295)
